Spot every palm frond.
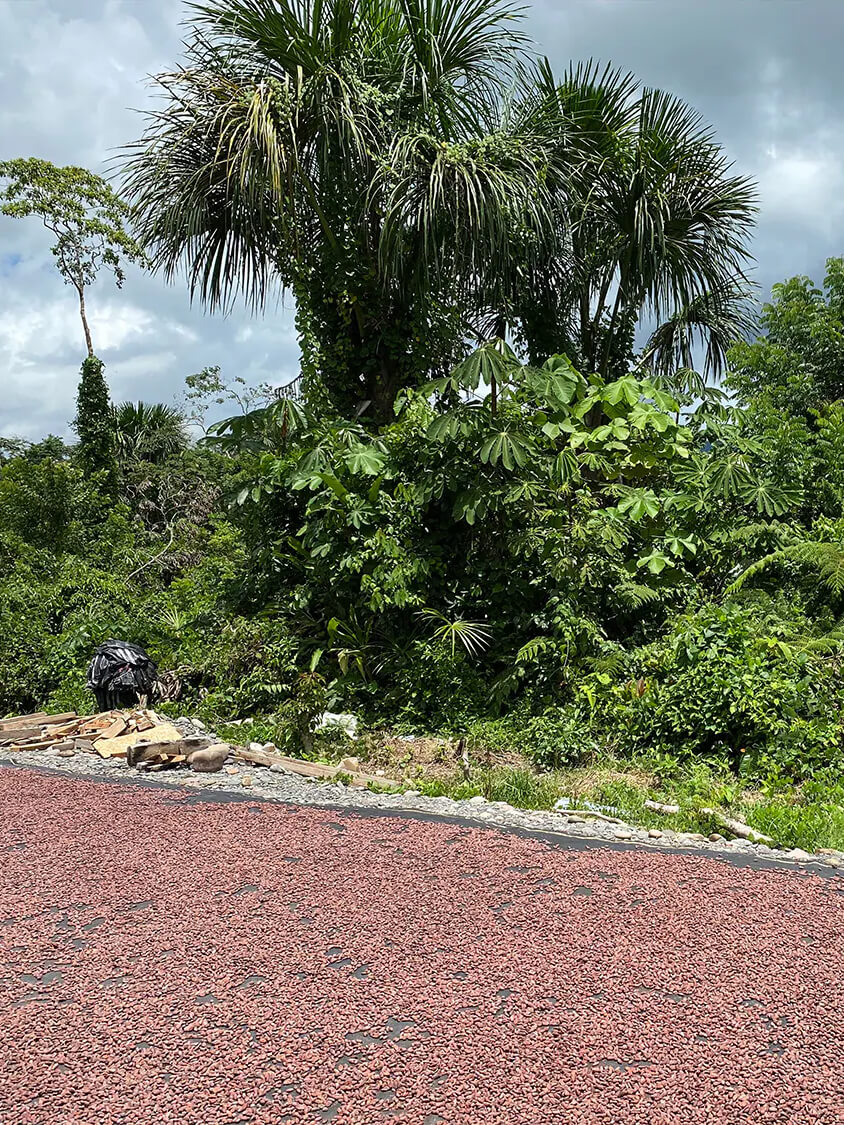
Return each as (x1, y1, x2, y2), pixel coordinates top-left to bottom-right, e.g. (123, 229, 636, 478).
(643, 277, 758, 381)
(417, 606, 492, 657)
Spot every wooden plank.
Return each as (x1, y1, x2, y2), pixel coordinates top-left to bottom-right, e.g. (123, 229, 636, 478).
(8, 738, 68, 752)
(0, 712, 48, 729)
(0, 712, 76, 731)
(0, 726, 46, 745)
(96, 722, 184, 760)
(40, 712, 78, 725)
(94, 717, 128, 741)
(41, 721, 83, 739)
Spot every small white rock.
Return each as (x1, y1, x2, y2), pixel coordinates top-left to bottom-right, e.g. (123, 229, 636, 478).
(270, 763, 288, 774)
(648, 829, 663, 839)
(192, 718, 206, 730)
(224, 766, 240, 776)
(789, 848, 814, 862)
(249, 742, 263, 753)
(614, 828, 632, 840)
(260, 742, 277, 754)
(241, 775, 253, 788)
(468, 795, 486, 805)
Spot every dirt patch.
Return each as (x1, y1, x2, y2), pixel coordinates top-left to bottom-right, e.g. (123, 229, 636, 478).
(351, 732, 534, 784)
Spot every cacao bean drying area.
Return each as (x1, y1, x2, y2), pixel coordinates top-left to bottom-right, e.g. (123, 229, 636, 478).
(2, 712, 843, 1124)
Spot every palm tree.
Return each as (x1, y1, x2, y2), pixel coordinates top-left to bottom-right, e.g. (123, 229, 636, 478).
(511, 62, 758, 382)
(123, 7, 757, 420)
(122, 0, 554, 421)
(640, 279, 759, 397)
(113, 402, 188, 464)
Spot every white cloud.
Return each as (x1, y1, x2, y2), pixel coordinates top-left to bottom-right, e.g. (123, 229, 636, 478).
(757, 150, 844, 231)
(4, 0, 844, 438)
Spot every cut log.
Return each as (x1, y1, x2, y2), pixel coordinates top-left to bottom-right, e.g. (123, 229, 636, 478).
(699, 808, 774, 845)
(127, 737, 209, 768)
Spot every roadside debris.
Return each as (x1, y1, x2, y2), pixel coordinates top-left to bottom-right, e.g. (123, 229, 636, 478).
(86, 640, 158, 711)
(0, 709, 225, 773)
(0, 707, 399, 786)
(643, 798, 775, 846)
(316, 712, 359, 740)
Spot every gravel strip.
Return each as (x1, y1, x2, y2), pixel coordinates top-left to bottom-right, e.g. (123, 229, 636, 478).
(3, 739, 841, 872)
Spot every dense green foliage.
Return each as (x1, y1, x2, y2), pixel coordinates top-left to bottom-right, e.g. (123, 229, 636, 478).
(74, 356, 116, 478)
(5, 263, 844, 800)
(5, 5, 844, 855)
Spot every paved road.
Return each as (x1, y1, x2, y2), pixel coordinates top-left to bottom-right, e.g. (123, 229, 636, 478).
(2, 768, 843, 1125)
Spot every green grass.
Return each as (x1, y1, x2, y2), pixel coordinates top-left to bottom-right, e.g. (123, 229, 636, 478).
(403, 757, 844, 854)
(201, 707, 844, 855)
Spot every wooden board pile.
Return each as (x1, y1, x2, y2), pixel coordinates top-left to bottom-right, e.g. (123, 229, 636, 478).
(1, 708, 400, 786)
(0, 709, 207, 769)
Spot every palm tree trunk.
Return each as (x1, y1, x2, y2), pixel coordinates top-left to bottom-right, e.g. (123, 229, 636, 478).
(77, 284, 94, 357)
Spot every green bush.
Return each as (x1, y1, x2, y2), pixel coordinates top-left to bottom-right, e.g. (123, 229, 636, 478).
(595, 603, 844, 779)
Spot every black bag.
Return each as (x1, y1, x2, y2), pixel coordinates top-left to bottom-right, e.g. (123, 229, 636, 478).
(86, 640, 158, 711)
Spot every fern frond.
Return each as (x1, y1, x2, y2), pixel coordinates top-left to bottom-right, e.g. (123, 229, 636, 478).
(717, 521, 793, 545)
(725, 549, 788, 596)
(617, 581, 663, 609)
(801, 621, 844, 653)
(727, 540, 844, 597)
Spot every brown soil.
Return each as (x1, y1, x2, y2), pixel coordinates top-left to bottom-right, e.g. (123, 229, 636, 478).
(351, 731, 534, 784)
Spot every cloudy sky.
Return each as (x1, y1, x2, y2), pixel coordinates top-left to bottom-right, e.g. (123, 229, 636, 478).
(2, 0, 843, 440)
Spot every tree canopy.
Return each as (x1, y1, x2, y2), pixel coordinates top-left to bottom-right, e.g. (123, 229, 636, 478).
(123, 0, 757, 420)
(0, 158, 143, 357)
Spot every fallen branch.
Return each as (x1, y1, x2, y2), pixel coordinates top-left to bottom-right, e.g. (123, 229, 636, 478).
(645, 799, 681, 815)
(558, 808, 622, 824)
(699, 808, 774, 845)
(235, 747, 400, 789)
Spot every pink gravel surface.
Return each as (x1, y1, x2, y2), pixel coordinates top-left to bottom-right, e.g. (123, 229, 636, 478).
(1, 769, 843, 1125)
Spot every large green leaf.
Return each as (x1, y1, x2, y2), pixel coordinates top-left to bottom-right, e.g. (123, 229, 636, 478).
(479, 429, 532, 470)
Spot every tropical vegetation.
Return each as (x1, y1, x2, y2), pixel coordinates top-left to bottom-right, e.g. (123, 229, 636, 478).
(4, 0, 844, 850)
